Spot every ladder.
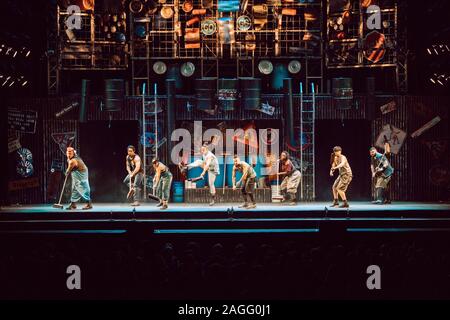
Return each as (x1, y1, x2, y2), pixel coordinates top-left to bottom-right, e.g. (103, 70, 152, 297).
(299, 82, 316, 201)
(141, 83, 160, 199)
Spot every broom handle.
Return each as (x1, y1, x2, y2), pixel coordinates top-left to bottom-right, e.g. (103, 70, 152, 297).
(57, 173, 69, 205)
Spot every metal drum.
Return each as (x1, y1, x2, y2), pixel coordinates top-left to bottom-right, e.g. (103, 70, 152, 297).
(239, 77, 261, 111)
(218, 78, 239, 111)
(104, 79, 124, 111)
(332, 77, 353, 110)
(195, 77, 217, 111)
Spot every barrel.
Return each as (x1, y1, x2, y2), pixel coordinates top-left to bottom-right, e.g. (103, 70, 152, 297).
(195, 77, 217, 111)
(332, 77, 353, 110)
(218, 78, 238, 111)
(172, 181, 184, 203)
(104, 79, 125, 111)
(240, 77, 261, 110)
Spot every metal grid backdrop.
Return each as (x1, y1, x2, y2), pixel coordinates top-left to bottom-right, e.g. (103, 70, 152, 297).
(326, 0, 398, 68)
(129, 0, 323, 92)
(57, 6, 128, 70)
(5, 95, 449, 203)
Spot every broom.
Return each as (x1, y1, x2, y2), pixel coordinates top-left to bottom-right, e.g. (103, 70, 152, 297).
(53, 173, 69, 209)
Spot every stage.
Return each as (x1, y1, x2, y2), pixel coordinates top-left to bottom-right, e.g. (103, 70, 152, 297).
(1, 202, 450, 235)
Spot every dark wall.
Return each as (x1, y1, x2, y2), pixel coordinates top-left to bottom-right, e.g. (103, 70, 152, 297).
(315, 120, 372, 201)
(80, 121, 139, 202)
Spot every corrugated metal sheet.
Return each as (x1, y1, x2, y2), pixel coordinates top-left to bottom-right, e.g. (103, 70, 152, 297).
(6, 94, 449, 203)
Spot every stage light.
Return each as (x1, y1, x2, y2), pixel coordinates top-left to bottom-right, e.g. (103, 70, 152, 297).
(288, 60, 301, 74)
(153, 61, 167, 75)
(258, 60, 273, 75)
(180, 62, 195, 77)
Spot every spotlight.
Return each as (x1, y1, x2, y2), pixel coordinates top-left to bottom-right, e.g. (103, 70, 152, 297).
(258, 60, 273, 75)
(180, 62, 195, 77)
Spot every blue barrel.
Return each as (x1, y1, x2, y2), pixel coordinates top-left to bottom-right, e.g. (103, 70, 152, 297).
(172, 181, 184, 203)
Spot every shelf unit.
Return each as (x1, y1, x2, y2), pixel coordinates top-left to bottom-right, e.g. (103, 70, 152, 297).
(56, 7, 129, 70)
(326, 0, 407, 92)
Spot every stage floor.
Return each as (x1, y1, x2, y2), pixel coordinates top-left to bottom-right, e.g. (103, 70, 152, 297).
(1, 202, 450, 234)
(2, 202, 450, 214)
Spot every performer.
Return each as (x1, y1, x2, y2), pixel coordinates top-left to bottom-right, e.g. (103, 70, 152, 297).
(152, 158, 172, 210)
(183, 143, 220, 206)
(370, 146, 394, 205)
(330, 146, 352, 208)
(65, 147, 92, 210)
(123, 145, 143, 206)
(278, 151, 301, 205)
(232, 155, 257, 209)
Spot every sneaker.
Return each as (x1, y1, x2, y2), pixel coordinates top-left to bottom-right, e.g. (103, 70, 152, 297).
(131, 201, 140, 207)
(156, 202, 163, 207)
(238, 203, 248, 208)
(246, 203, 256, 209)
(372, 200, 383, 205)
(288, 201, 296, 206)
(209, 200, 215, 206)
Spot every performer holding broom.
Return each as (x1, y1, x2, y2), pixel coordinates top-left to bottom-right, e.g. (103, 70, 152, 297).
(278, 151, 301, 205)
(123, 145, 143, 206)
(65, 147, 93, 210)
(152, 158, 172, 210)
(232, 155, 257, 209)
(180, 142, 220, 206)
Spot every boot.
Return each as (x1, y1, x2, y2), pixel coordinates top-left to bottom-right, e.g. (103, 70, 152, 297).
(339, 200, 349, 208)
(82, 201, 93, 210)
(161, 201, 168, 210)
(287, 193, 297, 206)
(66, 202, 77, 210)
(209, 194, 216, 206)
(372, 188, 384, 204)
(330, 199, 339, 207)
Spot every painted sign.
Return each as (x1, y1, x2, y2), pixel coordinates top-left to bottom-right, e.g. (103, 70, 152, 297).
(375, 124, 407, 155)
(8, 108, 38, 133)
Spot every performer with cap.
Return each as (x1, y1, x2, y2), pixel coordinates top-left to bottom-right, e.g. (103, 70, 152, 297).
(65, 146, 93, 210)
(370, 146, 394, 205)
(330, 146, 352, 208)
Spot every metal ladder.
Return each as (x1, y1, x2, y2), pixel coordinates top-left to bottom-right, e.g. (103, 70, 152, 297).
(141, 83, 160, 199)
(299, 82, 316, 201)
